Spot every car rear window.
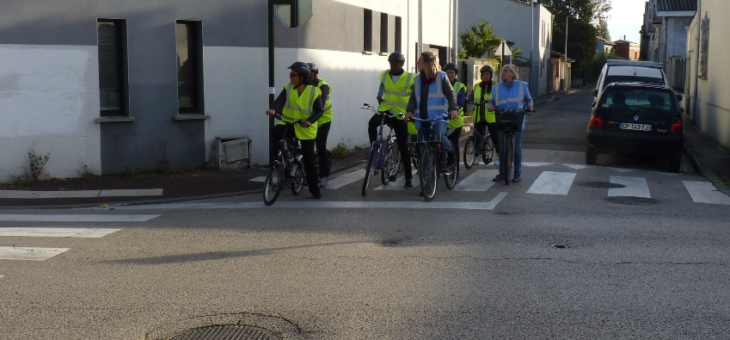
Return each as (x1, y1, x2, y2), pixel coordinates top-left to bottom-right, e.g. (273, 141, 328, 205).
(603, 76, 663, 89)
(598, 87, 677, 115)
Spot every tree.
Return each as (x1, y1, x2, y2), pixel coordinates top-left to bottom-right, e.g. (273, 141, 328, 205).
(458, 20, 502, 59)
(537, 0, 607, 67)
(597, 20, 611, 41)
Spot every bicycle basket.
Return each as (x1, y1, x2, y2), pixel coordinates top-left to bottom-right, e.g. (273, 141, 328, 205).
(495, 110, 526, 132)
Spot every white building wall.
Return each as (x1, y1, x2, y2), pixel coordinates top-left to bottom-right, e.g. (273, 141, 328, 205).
(0, 44, 101, 183)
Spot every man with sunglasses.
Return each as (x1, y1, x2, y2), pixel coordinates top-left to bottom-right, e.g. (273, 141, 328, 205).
(368, 52, 416, 189)
(267, 62, 325, 199)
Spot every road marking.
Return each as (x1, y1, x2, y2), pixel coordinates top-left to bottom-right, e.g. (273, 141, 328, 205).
(249, 176, 267, 182)
(522, 162, 552, 167)
(0, 189, 163, 199)
(325, 169, 366, 190)
(606, 167, 637, 173)
(649, 171, 683, 177)
(609, 176, 650, 198)
(0, 214, 159, 222)
(562, 163, 592, 170)
(527, 171, 576, 195)
(682, 181, 730, 205)
(0, 275, 4, 279)
(0, 246, 70, 261)
(453, 170, 499, 191)
(98, 189, 163, 197)
(0, 228, 120, 238)
(107, 194, 509, 211)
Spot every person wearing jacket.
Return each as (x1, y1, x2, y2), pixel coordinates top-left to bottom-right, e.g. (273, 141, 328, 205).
(444, 62, 466, 175)
(488, 64, 534, 183)
(308, 63, 333, 188)
(404, 51, 458, 166)
(469, 65, 499, 155)
(266, 62, 324, 199)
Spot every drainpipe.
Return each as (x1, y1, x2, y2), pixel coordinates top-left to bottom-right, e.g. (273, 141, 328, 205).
(692, 0, 701, 125)
(453, 0, 458, 63)
(418, 0, 423, 55)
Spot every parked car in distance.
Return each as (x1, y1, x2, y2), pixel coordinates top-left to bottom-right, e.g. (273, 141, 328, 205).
(586, 82, 684, 173)
(592, 59, 683, 108)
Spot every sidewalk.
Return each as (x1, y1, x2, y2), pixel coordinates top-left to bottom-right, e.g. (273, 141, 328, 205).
(682, 122, 730, 197)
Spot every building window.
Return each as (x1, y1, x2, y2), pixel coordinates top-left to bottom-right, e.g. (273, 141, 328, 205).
(97, 19, 128, 117)
(176, 21, 203, 114)
(395, 16, 402, 53)
(364, 9, 373, 52)
(380, 13, 388, 53)
(541, 21, 545, 47)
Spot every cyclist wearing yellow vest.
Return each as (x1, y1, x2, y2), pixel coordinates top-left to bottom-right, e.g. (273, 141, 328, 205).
(444, 62, 466, 175)
(469, 65, 499, 153)
(308, 63, 333, 188)
(370, 52, 417, 189)
(267, 62, 325, 199)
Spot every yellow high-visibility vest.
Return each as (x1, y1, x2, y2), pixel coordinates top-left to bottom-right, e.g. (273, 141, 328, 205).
(282, 83, 321, 140)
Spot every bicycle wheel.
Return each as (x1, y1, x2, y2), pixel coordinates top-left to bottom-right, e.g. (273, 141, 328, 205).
(362, 143, 379, 196)
(382, 142, 400, 185)
(463, 137, 476, 169)
(263, 164, 284, 206)
(444, 150, 458, 190)
(504, 134, 514, 185)
(291, 163, 304, 195)
(482, 135, 495, 165)
(419, 147, 437, 201)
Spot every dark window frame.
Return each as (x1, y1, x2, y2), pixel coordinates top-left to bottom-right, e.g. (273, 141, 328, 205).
(364, 9, 373, 52)
(395, 16, 402, 53)
(96, 19, 129, 117)
(176, 20, 205, 115)
(380, 13, 388, 53)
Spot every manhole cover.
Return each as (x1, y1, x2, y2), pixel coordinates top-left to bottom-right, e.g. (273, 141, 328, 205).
(167, 325, 280, 340)
(575, 181, 626, 189)
(603, 197, 659, 205)
(551, 244, 569, 249)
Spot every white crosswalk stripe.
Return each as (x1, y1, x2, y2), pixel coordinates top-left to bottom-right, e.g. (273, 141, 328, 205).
(0, 214, 158, 222)
(527, 171, 576, 195)
(0, 228, 120, 238)
(682, 181, 730, 205)
(326, 169, 366, 190)
(0, 246, 70, 261)
(453, 170, 499, 191)
(609, 176, 651, 198)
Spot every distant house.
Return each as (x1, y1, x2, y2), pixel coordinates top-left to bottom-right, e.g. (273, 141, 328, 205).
(614, 38, 640, 61)
(644, 0, 697, 64)
(551, 51, 574, 90)
(596, 36, 616, 55)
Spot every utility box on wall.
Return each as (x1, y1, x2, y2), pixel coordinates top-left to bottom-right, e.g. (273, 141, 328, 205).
(209, 137, 251, 170)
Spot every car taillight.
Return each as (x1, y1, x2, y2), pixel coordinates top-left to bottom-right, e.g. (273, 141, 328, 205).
(670, 121, 683, 133)
(589, 115, 603, 128)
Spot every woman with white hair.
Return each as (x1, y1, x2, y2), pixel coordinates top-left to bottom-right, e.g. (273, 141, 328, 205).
(488, 64, 534, 183)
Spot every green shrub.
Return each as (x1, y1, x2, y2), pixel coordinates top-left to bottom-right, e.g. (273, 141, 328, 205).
(331, 143, 350, 159)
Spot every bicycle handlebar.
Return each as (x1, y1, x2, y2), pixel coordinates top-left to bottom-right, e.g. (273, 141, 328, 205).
(408, 114, 449, 122)
(361, 104, 405, 119)
(272, 112, 305, 125)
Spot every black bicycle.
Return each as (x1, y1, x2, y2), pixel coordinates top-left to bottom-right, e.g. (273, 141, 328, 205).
(263, 113, 310, 205)
(495, 108, 528, 185)
(463, 100, 495, 169)
(408, 115, 458, 201)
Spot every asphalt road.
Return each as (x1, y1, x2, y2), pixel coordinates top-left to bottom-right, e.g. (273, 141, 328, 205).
(2, 90, 730, 340)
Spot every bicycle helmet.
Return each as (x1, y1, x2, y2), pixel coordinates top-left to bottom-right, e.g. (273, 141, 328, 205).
(480, 65, 494, 75)
(388, 52, 406, 62)
(307, 63, 319, 74)
(288, 61, 312, 78)
(444, 62, 458, 72)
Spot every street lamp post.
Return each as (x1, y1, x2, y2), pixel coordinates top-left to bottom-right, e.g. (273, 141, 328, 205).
(564, 1, 569, 90)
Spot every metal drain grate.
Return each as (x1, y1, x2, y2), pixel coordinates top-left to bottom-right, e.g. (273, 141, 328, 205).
(575, 181, 626, 189)
(603, 197, 659, 205)
(168, 325, 280, 340)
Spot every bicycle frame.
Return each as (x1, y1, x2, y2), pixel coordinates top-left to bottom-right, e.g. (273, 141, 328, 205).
(362, 105, 402, 173)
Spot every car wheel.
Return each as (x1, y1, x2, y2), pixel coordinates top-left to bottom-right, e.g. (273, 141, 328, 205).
(585, 146, 598, 165)
(669, 150, 682, 173)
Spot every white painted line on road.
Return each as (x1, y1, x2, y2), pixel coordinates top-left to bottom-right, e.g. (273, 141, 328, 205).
(649, 171, 683, 177)
(107, 195, 509, 211)
(562, 163, 592, 170)
(0, 246, 70, 261)
(527, 171, 576, 195)
(522, 162, 552, 167)
(249, 176, 267, 183)
(453, 170, 498, 191)
(325, 169, 366, 190)
(682, 181, 730, 205)
(0, 275, 4, 279)
(0, 228, 120, 238)
(34, 190, 102, 199)
(0, 214, 159, 222)
(99, 189, 163, 197)
(607, 167, 637, 173)
(609, 176, 650, 198)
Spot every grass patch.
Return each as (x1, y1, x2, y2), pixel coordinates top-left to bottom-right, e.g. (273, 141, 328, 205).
(331, 143, 350, 159)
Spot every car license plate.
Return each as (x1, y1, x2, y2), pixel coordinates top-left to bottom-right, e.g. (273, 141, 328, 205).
(620, 123, 652, 131)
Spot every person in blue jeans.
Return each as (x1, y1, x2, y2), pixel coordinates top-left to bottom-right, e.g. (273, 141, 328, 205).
(403, 51, 458, 166)
(488, 64, 534, 183)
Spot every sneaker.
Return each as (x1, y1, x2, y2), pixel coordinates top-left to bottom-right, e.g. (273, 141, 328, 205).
(492, 174, 505, 182)
(511, 176, 521, 183)
(319, 177, 328, 188)
(404, 179, 414, 189)
(389, 175, 397, 182)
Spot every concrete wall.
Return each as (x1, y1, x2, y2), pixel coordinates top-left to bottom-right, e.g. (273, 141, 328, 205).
(686, 2, 730, 149)
(665, 17, 691, 58)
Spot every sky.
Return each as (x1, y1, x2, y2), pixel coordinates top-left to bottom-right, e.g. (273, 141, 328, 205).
(607, 0, 646, 43)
